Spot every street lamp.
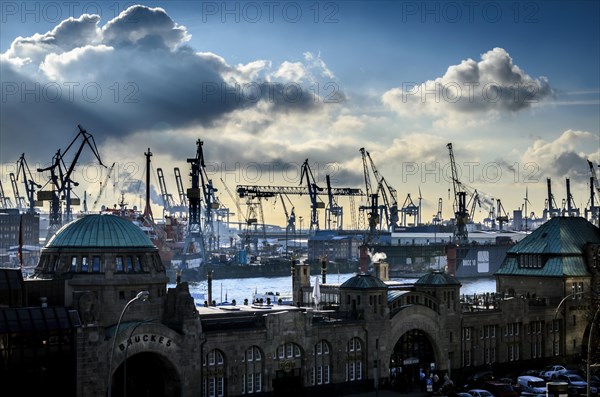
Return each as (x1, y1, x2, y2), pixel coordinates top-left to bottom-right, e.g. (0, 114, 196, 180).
(553, 291, 583, 358)
(107, 290, 150, 397)
(123, 319, 157, 397)
(587, 304, 600, 397)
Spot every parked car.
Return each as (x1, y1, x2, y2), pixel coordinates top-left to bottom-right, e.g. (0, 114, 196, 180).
(468, 389, 495, 397)
(482, 380, 518, 397)
(517, 375, 547, 395)
(540, 365, 568, 380)
(555, 373, 598, 396)
(463, 371, 495, 390)
(498, 377, 521, 395)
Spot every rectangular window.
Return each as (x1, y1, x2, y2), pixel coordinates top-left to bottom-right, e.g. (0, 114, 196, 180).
(116, 256, 124, 272)
(324, 366, 330, 384)
(135, 256, 142, 272)
(463, 327, 471, 340)
(217, 378, 223, 397)
(255, 373, 261, 392)
(126, 256, 134, 272)
(81, 257, 88, 272)
(317, 365, 323, 384)
(70, 256, 77, 272)
(92, 256, 101, 272)
(247, 373, 253, 393)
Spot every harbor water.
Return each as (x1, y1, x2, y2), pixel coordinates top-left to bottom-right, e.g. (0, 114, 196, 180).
(169, 274, 496, 306)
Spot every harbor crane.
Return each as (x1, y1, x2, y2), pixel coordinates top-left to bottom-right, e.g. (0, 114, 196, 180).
(447, 143, 469, 244)
(0, 180, 13, 208)
(562, 178, 580, 217)
(325, 175, 343, 230)
(362, 148, 399, 230)
(183, 140, 208, 264)
(221, 177, 256, 254)
(9, 172, 27, 210)
(157, 167, 177, 219)
(495, 199, 510, 230)
(91, 162, 115, 212)
(400, 193, 419, 227)
(300, 158, 326, 231)
(37, 125, 105, 239)
(432, 198, 443, 225)
(543, 178, 560, 221)
(174, 167, 188, 211)
(358, 148, 380, 240)
(586, 160, 600, 226)
(16, 153, 41, 214)
(276, 192, 296, 234)
(236, 169, 363, 232)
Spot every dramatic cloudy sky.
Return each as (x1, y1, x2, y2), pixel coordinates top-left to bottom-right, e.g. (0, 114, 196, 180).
(1, 1, 599, 227)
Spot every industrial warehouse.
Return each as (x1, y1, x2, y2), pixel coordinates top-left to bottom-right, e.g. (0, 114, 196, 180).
(0, 213, 599, 396)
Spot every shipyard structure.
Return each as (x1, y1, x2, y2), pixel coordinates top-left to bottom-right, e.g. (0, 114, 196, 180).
(1, 214, 599, 396)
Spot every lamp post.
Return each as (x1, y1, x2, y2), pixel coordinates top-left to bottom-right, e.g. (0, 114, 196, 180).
(553, 291, 583, 359)
(588, 304, 600, 397)
(123, 319, 157, 397)
(107, 290, 150, 397)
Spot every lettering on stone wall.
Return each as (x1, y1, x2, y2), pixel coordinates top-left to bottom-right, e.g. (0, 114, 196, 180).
(117, 334, 173, 352)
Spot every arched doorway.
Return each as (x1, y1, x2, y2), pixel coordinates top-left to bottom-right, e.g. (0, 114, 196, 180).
(390, 329, 435, 393)
(111, 352, 182, 397)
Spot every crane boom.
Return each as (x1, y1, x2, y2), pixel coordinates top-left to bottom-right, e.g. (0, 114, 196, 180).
(174, 167, 188, 208)
(447, 143, 469, 243)
(0, 181, 13, 208)
(365, 149, 399, 229)
(92, 162, 115, 212)
(9, 173, 26, 209)
(16, 153, 41, 214)
(588, 160, 600, 198)
(359, 148, 379, 239)
(156, 167, 177, 218)
(37, 125, 105, 238)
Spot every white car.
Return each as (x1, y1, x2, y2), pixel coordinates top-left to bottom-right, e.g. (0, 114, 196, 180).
(539, 365, 567, 379)
(468, 389, 495, 397)
(517, 375, 547, 395)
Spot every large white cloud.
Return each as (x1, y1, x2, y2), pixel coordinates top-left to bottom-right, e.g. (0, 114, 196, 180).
(522, 129, 600, 183)
(382, 48, 554, 128)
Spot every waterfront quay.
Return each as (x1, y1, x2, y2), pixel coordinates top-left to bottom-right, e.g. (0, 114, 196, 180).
(0, 215, 599, 396)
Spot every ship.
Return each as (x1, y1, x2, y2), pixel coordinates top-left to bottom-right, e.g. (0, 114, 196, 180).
(346, 226, 529, 279)
(446, 235, 519, 278)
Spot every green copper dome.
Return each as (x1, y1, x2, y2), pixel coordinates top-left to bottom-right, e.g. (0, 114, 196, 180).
(46, 214, 155, 248)
(340, 273, 388, 289)
(415, 270, 461, 286)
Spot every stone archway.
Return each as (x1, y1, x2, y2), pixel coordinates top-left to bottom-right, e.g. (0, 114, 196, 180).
(390, 329, 436, 393)
(111, 351, 182, 397)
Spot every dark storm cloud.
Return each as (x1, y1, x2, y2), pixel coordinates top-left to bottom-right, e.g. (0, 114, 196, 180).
(0, 5, 322, 166)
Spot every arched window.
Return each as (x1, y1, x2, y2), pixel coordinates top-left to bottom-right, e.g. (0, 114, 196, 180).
(242, 346, 263, 394)
(276, 342, 302, 376)
(311, 340, 331, 385)
(346, 337, 363, 381)
(204, 349, 225, 397)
